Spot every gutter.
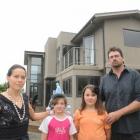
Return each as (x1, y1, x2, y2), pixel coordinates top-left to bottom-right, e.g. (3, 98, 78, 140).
(102, 22, 106, 74)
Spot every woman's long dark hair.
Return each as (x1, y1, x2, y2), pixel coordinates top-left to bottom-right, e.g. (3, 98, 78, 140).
(80, 84, 105, 115)
(7, 64, 26, 76)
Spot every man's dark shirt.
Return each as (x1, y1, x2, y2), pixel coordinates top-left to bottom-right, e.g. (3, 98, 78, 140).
(100, 68, 140, 134)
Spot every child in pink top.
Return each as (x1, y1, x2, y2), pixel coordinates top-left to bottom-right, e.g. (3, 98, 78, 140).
(39, 94, 77, 140)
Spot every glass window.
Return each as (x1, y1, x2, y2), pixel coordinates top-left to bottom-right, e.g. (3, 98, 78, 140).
(31, 57, 42, 65)
(76, 76, 100, 96)
(28, 55, 44, 105)
(136, 70, 140, 73)
(123, 29, 140, 47)
(69, 48, 73, 66)
(83, 36, 95, 64)
(64, 53, 68, 69)
(75, 48, 80, 64)
(31, 65, 41, 74)
(63, 78, 72, 97)
(31, 74, 37, 79)
(30, 74, 37, 83)
(31, 79, 37, 83)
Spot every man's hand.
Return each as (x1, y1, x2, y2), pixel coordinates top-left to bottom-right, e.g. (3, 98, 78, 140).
(106, 111, 123, 125)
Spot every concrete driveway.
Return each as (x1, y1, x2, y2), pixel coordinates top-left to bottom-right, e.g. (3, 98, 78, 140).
(29, 132, 41, 140)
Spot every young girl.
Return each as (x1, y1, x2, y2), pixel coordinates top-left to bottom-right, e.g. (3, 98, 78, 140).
(74, 84, 111, 140)
(39, 94, 77, 140)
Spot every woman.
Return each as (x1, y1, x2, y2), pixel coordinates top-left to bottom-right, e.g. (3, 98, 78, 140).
(0, 64, 49, 140)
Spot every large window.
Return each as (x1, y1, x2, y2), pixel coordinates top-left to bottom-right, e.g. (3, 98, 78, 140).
(83, 36, 95, 64)
(31, 65, 41, 74)
(76, 76, 100, 96)
(123, 29, 140, 47)
(75, 48, 80, 64)
(31, 57, 41, 65)
(30, 57, 42, 83)
(63, 78, 72, 97)
(30, 56, 44, 105)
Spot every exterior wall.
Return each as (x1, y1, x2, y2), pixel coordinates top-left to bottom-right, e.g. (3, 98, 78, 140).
(44, 38, 57, 78)
(56, 65, 102, 113)
(94, 28, 104, 70)
(104, 18, 140, 70)
(56, 32, 76, 76)
(55, 31, 104, 113)
(26, 56, 31, 96)
(75, 28, 104, 70)
(57, 65, 103, 78)
(57, 32, 76, 48)
(67, 75, 77, 113)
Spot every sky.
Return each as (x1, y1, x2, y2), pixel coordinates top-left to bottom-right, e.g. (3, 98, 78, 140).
(0, 0, 140, 84)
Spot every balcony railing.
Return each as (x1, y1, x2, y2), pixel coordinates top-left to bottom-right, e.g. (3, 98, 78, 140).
(63, 47, 95, 69)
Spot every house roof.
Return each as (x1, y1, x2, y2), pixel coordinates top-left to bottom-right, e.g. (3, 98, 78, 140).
(71, 10, 140, 44)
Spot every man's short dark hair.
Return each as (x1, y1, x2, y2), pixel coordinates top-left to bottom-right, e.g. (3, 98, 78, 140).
(108, 47, 124, 58)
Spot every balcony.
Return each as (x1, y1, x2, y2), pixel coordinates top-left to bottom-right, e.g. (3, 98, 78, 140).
(63, 47, 95, 70)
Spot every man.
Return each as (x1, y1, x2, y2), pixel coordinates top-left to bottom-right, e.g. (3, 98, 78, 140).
(100, 47, 140, 140)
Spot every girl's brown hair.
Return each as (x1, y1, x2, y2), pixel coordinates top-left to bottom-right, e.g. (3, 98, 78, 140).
(80, 84, 105, 115)
(50, 94, 67, 107)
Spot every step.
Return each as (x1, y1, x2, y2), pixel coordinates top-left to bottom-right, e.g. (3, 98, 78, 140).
(29, 132, 41, 140)
(28, 106, 45, 133)
(28, 120, 42, 133)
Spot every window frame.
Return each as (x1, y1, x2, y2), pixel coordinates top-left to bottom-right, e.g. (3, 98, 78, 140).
(123, 28, 140, 48)
(76, 75, 100, 97)
(63, 77, 72, 97)
(83, 35, 95, 65)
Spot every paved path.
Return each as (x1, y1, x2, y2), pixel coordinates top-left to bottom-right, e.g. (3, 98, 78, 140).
(28, 119, 42, 140)
(29, 132, 41, 140)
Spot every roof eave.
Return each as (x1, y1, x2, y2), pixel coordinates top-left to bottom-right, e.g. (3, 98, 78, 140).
(71, 10, 140, 44)
(24, 51, 45, 65)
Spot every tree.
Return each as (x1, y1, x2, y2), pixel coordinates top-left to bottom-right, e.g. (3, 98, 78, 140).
(0, 83, 7, 93)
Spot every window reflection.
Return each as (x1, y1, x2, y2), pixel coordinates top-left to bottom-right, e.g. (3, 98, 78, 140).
(123, 29, 140, 47)
(83, 36, 95, 64)
(30, 57, 42, 83)
(76, 76, 100, 96)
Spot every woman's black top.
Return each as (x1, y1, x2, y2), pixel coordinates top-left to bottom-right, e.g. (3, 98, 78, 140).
(0, 94, 29, 140)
